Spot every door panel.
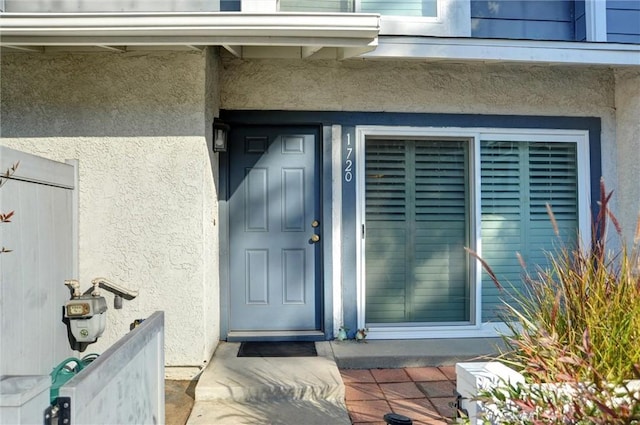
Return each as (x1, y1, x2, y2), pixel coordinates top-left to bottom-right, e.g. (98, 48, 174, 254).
(229, 126, 321, 332)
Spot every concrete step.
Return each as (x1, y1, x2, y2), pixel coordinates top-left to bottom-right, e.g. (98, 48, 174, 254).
(187, 399, 351, 425)
(194, 342, 344, 403)
(330, 337, 505, 369)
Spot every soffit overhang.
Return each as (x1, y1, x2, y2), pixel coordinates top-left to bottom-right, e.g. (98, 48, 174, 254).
(1, 12, 638, 66)
(367, 36, 640, 67)
(0, 12, 381, 58)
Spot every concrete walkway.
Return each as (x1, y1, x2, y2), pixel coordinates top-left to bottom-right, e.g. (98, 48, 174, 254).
(187, 338, 503, 424)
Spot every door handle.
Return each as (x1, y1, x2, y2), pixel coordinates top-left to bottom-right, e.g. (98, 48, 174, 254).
(310, 234, 320, 243)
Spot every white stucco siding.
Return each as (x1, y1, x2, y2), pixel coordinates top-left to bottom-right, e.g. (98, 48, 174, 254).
(1, 52, 204, 138)
(0, 51, 219, 373)
(203, 47, 222, 364)
(221, 60, 615, 116)
(615, 69, 640, 242)
(221, 59, 618, 201)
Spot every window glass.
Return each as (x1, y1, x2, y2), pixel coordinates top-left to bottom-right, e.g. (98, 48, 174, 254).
(480, 141, 578, 321)
(279, 0, 352, 12)
(365, 139, 470, 324)
(359, 0, 437, 17)
(278, 0, 437, 16)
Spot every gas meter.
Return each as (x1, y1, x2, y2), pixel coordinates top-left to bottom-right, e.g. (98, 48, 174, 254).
(64, 295, 107, 343)
(63, 278, 138, 351)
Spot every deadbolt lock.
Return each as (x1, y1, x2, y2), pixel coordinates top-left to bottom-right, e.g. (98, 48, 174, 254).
(311, 220, 320, 228)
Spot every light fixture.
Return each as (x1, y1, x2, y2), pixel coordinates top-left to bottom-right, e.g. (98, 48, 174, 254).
(212, 118, 230, 152)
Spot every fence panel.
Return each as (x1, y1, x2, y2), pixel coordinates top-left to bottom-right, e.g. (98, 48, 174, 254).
(0, 146, 76, 376)
(58, 311, 165, 424)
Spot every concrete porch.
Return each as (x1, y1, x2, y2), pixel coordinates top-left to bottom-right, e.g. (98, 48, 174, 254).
(186, 338, 503, 424)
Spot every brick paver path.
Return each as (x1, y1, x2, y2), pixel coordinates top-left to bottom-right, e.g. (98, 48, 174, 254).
(340, 366, 457, 425)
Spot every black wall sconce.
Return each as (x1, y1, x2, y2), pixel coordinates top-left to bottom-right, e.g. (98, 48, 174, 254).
(213, 118, 230, 152)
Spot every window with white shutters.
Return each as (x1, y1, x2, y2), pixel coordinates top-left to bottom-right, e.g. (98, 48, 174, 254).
(365, 139, 470, 323)
(361, 129, 584, 329)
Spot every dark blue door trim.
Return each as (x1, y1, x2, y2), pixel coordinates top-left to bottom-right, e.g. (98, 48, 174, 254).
(219, 110, 602, 338)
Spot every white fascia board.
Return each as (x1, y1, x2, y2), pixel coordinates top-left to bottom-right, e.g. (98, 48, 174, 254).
(1, 35, 379, 47)
(365, 36, 640, 67)
(0, 12, 380, 46)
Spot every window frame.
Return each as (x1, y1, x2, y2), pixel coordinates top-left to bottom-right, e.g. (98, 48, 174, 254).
(276, 0, 471, 37)
(356, 126, 591, 339)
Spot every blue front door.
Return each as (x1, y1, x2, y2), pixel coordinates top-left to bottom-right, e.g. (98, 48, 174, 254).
(228, 126, 321, 334)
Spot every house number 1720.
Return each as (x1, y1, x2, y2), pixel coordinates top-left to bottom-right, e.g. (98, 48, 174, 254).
(344, 134, 353, 182)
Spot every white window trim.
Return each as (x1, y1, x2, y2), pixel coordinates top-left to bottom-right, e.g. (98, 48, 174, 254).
(585, 0, 608, 42)
(356, 126, 591, 340)
(243, 0, 277, 12)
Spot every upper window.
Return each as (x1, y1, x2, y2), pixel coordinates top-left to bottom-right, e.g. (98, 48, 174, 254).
(280, 0, 437, 17)
(359, 0, 437, 17)
(279, 0, 471, 36)
(279, 0, 353, 13)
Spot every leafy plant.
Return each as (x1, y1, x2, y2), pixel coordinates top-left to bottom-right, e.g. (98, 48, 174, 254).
(471, 180, 640, 423)
(0, 161, 19, 254)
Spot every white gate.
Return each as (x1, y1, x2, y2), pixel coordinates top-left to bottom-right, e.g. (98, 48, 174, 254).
(56, 312, 165, 425)
(0, 146, 77, 376)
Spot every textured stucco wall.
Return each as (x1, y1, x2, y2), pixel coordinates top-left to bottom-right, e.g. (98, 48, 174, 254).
(202, 47, 221, 365)
(0, 51, 629, 369)
(221, 59, 618, 194)
(0, 51, 219, 372)
(614, 69, 640, 242)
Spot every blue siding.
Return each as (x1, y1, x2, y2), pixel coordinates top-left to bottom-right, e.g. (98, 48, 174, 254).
(608, 0, 640, 8)
(471, 0, 576, 41)
(607, 0, 640, 44)
(575, 0, 587, 41)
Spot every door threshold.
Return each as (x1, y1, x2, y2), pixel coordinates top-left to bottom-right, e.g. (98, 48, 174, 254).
(227, 330, 325, 342)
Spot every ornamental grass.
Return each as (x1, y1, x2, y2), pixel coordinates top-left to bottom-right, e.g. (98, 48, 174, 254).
(473, 180, 640, 424)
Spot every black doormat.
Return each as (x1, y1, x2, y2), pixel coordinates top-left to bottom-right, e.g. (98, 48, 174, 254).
(237, 341, 317, 358)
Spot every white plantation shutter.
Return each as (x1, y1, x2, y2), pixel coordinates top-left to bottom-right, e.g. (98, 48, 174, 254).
(365, 139, 470, 323)
(279, 0, 351, 12)
(528, 142, 579, 266)
(365, 140, 407, 322)
(480, 141, 578, 321)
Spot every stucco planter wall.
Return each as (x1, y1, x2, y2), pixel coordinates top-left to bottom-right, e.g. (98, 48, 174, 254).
(456, 362, 640, 424)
